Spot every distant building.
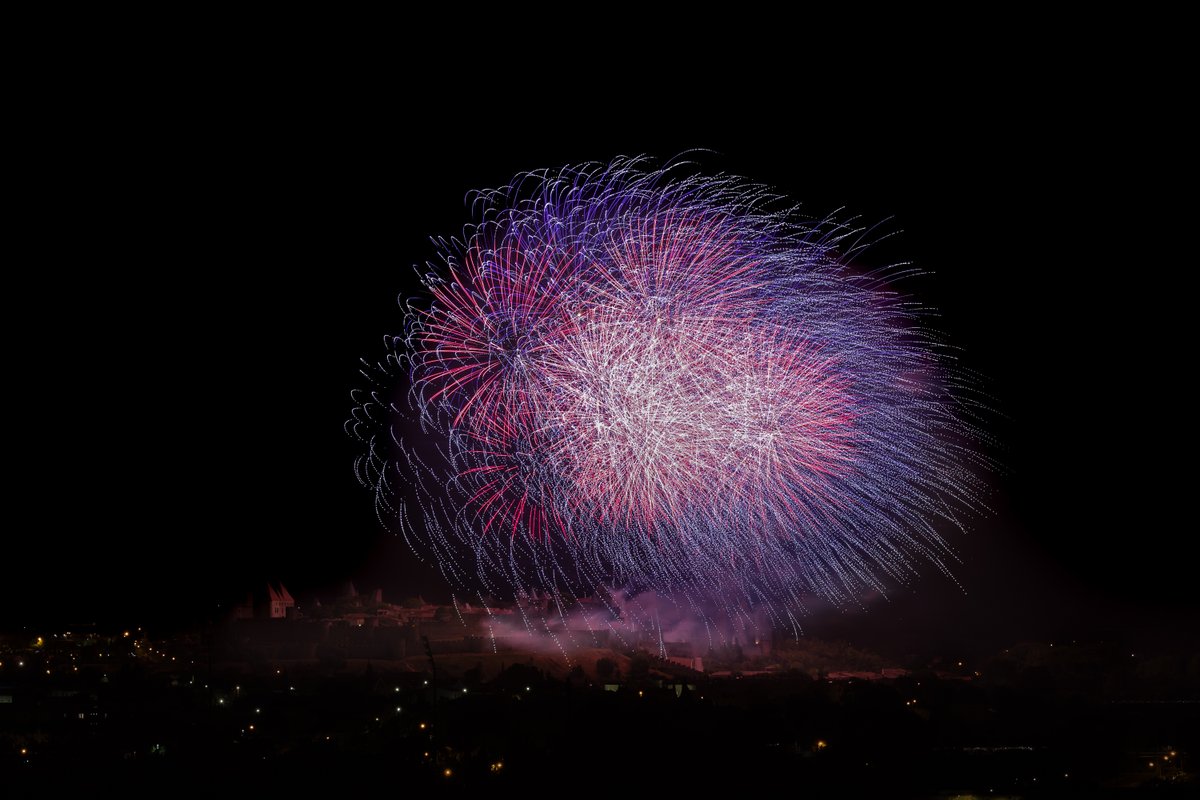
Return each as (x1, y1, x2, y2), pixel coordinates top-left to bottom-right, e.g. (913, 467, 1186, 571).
(229, 583, 297, 621)
(231, 593, 255, 620)
(267, 583, 295, 619)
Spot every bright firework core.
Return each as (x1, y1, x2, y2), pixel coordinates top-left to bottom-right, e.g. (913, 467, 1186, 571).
(350, 158, 987, 628)
(554, 305, 852, 528)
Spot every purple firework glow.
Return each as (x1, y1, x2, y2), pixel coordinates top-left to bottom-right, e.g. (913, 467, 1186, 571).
(349, 157, 989, 633)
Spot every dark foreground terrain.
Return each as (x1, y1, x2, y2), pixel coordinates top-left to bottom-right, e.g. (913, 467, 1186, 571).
(3, 628, 1196, 796)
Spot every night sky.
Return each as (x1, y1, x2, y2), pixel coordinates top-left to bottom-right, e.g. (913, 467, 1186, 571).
(9, 59, 1189, 652)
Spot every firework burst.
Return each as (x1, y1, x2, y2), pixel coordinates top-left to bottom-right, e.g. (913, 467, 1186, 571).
(349, 157, 989, 633)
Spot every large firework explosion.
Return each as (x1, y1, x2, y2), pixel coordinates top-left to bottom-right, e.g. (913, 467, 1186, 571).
(349, 157, 989, 636)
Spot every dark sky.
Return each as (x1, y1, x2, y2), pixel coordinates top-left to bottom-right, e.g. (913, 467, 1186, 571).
(9, 56, 1190, 650)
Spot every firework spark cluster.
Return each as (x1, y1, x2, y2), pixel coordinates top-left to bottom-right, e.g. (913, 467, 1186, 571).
(350, 158, 987, 631)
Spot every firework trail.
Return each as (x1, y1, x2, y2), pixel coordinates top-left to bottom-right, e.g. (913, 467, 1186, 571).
(349, 157, 989, 634)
